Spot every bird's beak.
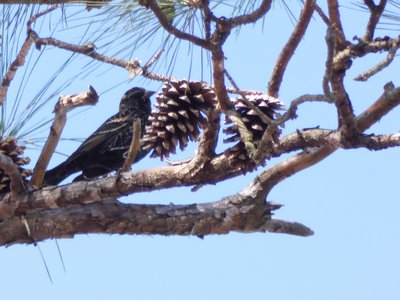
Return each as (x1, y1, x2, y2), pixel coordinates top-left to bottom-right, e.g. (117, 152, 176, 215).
(145, 90, 156, 98)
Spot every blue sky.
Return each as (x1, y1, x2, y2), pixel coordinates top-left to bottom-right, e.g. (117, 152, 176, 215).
(1, 2, 400, 299)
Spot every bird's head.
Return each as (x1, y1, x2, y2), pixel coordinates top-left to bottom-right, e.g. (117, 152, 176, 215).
(119, 87, 155, 113)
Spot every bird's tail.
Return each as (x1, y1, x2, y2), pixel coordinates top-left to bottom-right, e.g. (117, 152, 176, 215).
(43, 161, 77, 186)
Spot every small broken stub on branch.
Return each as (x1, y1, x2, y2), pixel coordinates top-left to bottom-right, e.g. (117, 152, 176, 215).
(31, 85, 99, 188)
(55, 85, 99, 112)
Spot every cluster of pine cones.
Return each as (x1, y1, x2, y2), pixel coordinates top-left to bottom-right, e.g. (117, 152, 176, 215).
(143, 79, 283, 160)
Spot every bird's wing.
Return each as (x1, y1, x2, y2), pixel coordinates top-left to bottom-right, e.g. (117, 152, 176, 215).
(65, 113, 133, 163)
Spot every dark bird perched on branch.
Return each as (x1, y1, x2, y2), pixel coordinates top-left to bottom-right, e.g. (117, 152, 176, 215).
(44, 87, 155, 186)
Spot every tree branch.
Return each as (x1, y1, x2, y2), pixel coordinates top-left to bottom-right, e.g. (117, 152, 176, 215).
(138, 0, 212, 50)
(253, 94, 332, 162)
(0, 37, 32, 105)
(327, 0, 347, 49)
(121, 118, 141, 172)
(356, 82, 400, 132)
(227, 0, 273, 28)
(259, 81, 400, 195)
(260, 146, 337, 196)
(268, 0, 315, 97)
(31, 86, 99, 188)
(0, 5, 59, 105)
(363, 0, 387, 41)
(351, 133, 400, 150)
(0, 183, 312, 246)
(354, 38, 399, 81)
(333, 36, 399, 70)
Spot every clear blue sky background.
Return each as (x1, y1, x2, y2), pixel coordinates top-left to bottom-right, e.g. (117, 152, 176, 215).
(1, 2, 400, 299)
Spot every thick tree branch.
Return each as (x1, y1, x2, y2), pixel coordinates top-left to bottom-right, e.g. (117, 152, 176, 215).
(356, 82, 400, 132)
(275, 129, 400, 153)
(327, 0, 346, 49)
(330, 71, 356, 134)
(0, 181, 312, 246)
(260, 146, 336, 196)
(351, 133, 400, 150)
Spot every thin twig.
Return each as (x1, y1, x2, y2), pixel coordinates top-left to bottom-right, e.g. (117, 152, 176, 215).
(30, 31, 141, 71)
(225, 87, 263, 95)
(313, 2, 330, 25)
(363, 0, 387, 41)
(30, 31, 171, 83)
(0, 38, 32, 105)
(268, 0, 315, 97)
(281, 94, 334, 121)
(354, 39, 399, 81)
(0, 5, 59, 104)
(121, 118, 141, 172)
(225, 110, 256, 158)
(142, 48, 165, 73)
(224, 69, 275, 160)
(323, 26, 335, 96)
(138, 0, 212, 50)
(225, 69, 273, 125)
(253, 94, 332, 162)
(227, 0, 273, 28)
(31, 86, 99, 188)
(26, 4, 59, 32)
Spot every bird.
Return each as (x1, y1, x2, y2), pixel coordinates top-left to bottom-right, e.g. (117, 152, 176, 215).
(44, 87, 155, 186)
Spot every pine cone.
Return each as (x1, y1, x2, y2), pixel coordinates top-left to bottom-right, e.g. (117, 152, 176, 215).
(143, 80, 217, 159)
(224, 94, 284, 160)
(0, 137, 31, 193)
